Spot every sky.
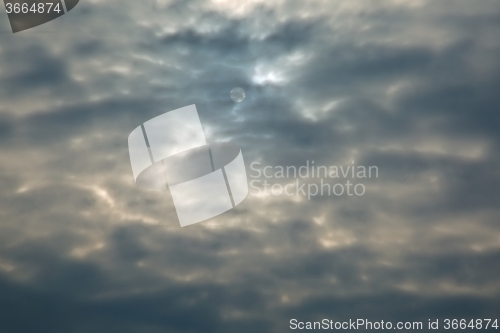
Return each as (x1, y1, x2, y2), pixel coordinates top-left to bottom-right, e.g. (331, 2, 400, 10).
(0, 0, 500, 332)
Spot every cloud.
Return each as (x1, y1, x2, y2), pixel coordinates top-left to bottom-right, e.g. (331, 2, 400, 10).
(0, 0, 499, 332)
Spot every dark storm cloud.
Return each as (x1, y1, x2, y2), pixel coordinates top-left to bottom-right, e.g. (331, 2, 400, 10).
(0, 0, 499, 332)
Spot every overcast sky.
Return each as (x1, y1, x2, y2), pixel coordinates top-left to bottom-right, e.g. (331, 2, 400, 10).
(0, 0, 500, 332)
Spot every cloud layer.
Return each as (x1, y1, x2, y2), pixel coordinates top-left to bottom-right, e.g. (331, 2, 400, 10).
(0, 0, 500, 332)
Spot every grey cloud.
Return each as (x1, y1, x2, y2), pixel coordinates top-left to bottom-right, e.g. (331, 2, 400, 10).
(0, 0, 500, 332)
